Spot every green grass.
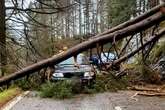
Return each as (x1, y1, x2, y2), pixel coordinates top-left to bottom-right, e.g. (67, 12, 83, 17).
(0, 87, 21, 107)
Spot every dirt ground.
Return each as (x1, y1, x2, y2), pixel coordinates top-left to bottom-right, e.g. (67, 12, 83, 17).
(9, 91, 165, 110)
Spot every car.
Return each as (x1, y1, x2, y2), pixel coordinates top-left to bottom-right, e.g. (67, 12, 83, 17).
(89, 52, 117, 69)
(98, 52, 116, 64)
(51, 54, 96, 84)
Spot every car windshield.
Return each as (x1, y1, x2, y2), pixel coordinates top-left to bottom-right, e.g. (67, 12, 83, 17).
(59, 54, 88, 65)
(99, 52, 116, 62)
(100, 53, 116, 60)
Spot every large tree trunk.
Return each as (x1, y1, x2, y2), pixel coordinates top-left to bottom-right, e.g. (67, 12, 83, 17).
(0, 6, 164, 86)
(0, 0, 7, 77)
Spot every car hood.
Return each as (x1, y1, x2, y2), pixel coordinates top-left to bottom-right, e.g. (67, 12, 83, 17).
(54, 65, 92, 73)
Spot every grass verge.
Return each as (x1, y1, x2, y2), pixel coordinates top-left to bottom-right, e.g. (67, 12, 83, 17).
(0, 87, 21, 108)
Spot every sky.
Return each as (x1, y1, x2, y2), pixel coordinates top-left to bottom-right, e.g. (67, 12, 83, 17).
(6, 0, 35, 39)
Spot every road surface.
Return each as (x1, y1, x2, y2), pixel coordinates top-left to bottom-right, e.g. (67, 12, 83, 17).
(8, 91, 165, 110)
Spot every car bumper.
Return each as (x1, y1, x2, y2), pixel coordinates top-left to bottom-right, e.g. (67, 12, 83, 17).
(51, 76, 93, 81)
(51, 77, 68, 81)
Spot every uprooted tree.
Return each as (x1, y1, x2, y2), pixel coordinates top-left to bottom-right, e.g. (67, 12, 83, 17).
(0, 3, 165, 86)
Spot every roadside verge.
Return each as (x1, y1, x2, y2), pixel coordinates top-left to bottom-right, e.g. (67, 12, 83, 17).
(1, 91, 30, 110)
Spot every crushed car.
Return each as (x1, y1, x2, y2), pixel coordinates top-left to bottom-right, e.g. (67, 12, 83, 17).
(51, 54, 96, 84)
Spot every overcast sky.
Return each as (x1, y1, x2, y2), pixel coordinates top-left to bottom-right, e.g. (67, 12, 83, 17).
(6, 0, 35, 39)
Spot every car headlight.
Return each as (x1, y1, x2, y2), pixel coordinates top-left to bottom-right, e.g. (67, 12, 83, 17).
(53, 73, 64, 77)
(84, 72, 91, 77)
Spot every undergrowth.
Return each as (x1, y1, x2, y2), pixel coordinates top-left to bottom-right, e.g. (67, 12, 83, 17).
(40, 81, 73, 99)
(129, 41, 165, 84)
(0, 87, 21, 107)
(39, 73, 129, 99)
(134, 64, 161, 84)
(14, 73, 43, 91)
(150, 41, 165, 63)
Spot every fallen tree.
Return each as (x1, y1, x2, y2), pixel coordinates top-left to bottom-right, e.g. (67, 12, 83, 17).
(0, 7, 165, 86)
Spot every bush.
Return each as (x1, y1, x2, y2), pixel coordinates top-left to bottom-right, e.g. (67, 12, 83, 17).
(39, 73, 129, 99)
(95, 73, 128, 92)
(15, 73, 43, 90)
(83, 73, 129, 94)
(136, 64, 161, 84)
(40, 81, 73, 99)
(149, 41, 165, 63)
(70, 77, 82, 94)
(16, 79, 32, 90)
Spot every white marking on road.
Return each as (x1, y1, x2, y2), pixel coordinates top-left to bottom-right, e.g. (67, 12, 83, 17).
(115, 106, 122, 110)
(1, 91, 30, 110)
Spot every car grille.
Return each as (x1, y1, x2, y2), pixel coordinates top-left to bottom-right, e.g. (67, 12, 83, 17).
(63, 72, 84, 78)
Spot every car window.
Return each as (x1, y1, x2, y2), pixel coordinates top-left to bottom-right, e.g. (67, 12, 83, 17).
(59, 54, 89, 65)
(59, 57, 74, 65)
(100, 53, 116, 63)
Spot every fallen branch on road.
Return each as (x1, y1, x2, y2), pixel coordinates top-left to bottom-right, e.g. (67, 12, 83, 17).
(129, 86, 161, 92)
(138, 92, 165, 96)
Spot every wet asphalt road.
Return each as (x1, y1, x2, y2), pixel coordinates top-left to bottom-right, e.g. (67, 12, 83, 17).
(10, 91, 165, 110)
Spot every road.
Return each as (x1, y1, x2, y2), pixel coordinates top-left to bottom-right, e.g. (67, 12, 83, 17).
(8, 91, 165, 110)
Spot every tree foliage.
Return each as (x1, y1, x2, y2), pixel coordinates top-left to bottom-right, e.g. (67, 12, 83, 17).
(107, 0, 136, 27)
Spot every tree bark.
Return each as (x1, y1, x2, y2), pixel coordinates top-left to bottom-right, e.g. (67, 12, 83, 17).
(0, 0, 7, 76)
(0, 9, 164, 86)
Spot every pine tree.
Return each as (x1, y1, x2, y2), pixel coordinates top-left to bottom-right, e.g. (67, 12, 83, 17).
(107, 0, 136, 27)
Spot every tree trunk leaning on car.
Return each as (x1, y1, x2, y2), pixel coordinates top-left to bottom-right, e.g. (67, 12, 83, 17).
(44, 46, 80, 81)
(62, 46, 80, 68)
